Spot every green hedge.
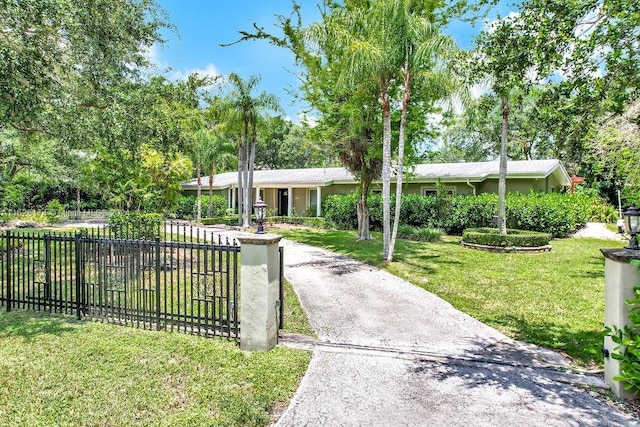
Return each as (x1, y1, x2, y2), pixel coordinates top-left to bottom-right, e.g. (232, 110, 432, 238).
(201, 216, 332, 229)
(201, 216, 237, 226)
(267, 216, 331, 228)
(175, 195, 227, 220)
(322, 192, 605, 237)
(107, 212, 163, 240)
(462, 228, 552, 247)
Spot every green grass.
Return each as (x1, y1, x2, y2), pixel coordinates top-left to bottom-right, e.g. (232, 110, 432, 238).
(0, 310, 310, 427)
(282, 278, 316, 337)
(277, 227, 627, 367)
(605, 222, 620, 233)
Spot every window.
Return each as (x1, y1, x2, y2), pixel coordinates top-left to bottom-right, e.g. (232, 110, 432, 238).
(421, 186, 456, 196)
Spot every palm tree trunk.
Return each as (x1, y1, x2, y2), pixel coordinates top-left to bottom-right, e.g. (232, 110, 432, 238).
(498, 96, 509, 235)
(76, 186, 81, 220)
(237, 133, 244, 226)
(196, 163, 202, 223)
(388, 67, 411, 262)
(247, 121, 258, 227)
(208, 165, 215, 218)
(381, 82, 392, 261)
(357, 179, 371, 240)
(242, 120, 251, 228)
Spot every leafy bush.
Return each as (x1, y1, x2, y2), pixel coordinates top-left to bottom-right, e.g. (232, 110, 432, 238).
(197, 195, 227, 219)
(462, 228, 552, 247)
(445, 194, 497, 234)
(108, 212, 163, 240)
(322, 192, 613, 237)
(201, 216, 237, 226)
(322, 193, 359, 230)
(45, 200, 64, 224)
(267, 216, 331, 228)
(175, 196, 195, 220)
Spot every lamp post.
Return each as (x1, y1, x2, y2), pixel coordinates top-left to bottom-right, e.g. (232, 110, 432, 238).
(623, 206, 639, 250)
(254, 196, 267, 234)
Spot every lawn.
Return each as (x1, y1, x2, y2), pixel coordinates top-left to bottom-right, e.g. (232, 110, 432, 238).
(0, 279, 312, 427)
(276, 227, 627, 367)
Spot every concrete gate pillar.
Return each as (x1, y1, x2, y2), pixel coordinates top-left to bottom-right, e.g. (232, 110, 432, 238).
(601, 248, 640, 399)
(237, 234, 282, 351)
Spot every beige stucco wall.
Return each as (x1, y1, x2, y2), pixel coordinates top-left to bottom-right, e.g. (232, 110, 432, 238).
(476, 178, 553, 194)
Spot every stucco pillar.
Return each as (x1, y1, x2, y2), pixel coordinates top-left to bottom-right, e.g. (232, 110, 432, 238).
(230, 187, 236, 212)
(287, 187, 293, 217)
(316, 186, 322, 217)
(237, 234, 282, 351)
(601, 248, 640, 399)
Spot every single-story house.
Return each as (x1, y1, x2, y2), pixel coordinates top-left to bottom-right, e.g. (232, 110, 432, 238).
(181, 159, 571, 217)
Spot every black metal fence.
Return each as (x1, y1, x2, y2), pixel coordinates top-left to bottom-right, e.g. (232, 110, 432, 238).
(0, 223, 285, 340)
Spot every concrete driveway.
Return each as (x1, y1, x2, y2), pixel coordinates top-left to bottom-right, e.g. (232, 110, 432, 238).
(275, 239, 638, 426)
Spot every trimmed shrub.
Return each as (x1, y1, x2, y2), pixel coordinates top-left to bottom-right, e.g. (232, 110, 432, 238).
(462, 227, 552, 247)
(108, 212, 163, 240)
(201, 216, 237, 226)
(45, 199, 64, 224)
(322, 193, 359, 230)
(445, 194, 497, 234)
(268, 216, 331, 228)
(175, 196, 195, 220)
(197, 195, 227, 219)
(321, 191, 613, 237)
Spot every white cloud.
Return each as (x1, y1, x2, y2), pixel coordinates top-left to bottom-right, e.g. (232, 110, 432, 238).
(484, 11, 521, 33)
(298, 113, 318, 128)
(169, 63, 220, 82)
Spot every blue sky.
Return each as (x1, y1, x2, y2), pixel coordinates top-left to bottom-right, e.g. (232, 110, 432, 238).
(151, 1, 500, 122)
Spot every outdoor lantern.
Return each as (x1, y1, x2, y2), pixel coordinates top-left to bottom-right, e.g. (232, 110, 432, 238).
(254, 196, 267, 234)
(623, 206, 639, 250)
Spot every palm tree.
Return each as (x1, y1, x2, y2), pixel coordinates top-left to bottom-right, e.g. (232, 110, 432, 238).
(191, 129, 214, 223)
(318, 1, 400, 258)
(227, 74, 280, 227)
(387, 1, 458, 261)
(474, 17, 536, 235)
(205, 136, 236, 217)
(318, 0, 458, 261)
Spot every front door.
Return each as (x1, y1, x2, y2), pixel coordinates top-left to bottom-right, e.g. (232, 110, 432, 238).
(277, 189, 288, 216)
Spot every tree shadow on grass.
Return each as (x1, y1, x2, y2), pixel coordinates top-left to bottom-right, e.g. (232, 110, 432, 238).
(490, 314, 604, 366)
(0, 309, 78, 341)
(567, 255, 607, 279)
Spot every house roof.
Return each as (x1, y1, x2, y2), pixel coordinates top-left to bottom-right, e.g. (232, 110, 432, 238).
(182, 159, 571, 190)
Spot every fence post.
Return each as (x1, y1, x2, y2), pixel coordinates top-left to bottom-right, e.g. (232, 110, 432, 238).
(44, 233, 51, 304)
(155, 236, 161, 331)
(236, 234, 282, 351)
(5, 230, 11, 312)
(74, 232, 82, 320)
(279, 246, 284, 330)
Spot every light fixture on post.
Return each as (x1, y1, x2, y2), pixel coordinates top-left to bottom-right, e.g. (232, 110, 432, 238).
(254, 196, 267, 234)
(623, 206, 639, 250)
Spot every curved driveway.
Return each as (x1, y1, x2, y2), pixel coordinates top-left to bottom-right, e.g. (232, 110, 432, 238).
(276, 238, 637, 426)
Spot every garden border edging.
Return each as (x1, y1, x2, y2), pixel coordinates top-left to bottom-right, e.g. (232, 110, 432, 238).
(460, 240, 552, 253)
